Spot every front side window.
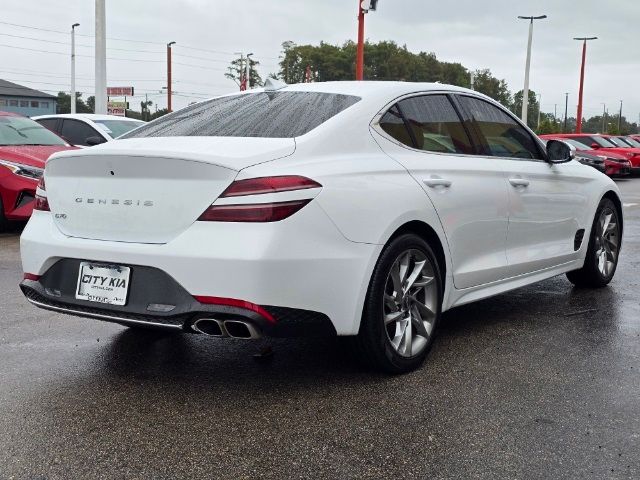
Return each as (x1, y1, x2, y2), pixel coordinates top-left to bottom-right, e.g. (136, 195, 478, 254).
(457, 96, 543, 160)
(122, 92, 361, 139)
(573, 136, 615, 148)
(396, 95, 474, 154)
(60, 119, 100, 146)
(621, 137, 640, 148)
(607, 136, 632, 148)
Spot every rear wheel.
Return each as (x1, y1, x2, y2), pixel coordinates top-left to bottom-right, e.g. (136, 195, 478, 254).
(567, 198, 621, 288)
(355, 233, 442, 374)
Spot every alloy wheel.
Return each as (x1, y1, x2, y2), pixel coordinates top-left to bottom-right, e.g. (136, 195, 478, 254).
(595, 207, 619, 278)
(383, 249, 438, 358)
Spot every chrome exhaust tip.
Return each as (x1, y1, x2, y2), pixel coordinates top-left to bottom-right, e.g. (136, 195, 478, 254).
(192, 318, 226, 337)
(223, 320, 261, 339)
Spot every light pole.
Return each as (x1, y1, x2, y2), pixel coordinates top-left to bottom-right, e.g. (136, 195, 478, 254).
(94, 0, 107, 114)
(601, 103, 606, 133)
(167, 41, 175, 112)
(356, 0, 379, 80)
(536, 93, 542, 130)
(246, 53, 254, 89)
(518, 15, 547, 125)
(618, 100, 623, 132)
(70, 23, 80, 114)
(574, 36, 597, 133)
(563, 93, 569, 133)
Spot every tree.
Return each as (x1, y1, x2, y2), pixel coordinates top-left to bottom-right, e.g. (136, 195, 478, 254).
(86, 96, 95, 113)
(225, 56, 263, 88)
(56, 91, 92, 114)
(472, 69, 511, 107)
(150, 108, 169, 120)
(511, 89, 540, 129)
(140, 98, 153, 121)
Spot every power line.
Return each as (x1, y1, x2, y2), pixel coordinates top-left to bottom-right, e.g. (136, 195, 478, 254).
(0, 20, 276, 61)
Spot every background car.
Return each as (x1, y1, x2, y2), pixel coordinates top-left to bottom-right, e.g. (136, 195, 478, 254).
(32, 114, 145, 147)
(540, 135, 630, 177)
(552, 133, 640, 174)
(20, 82, 622, 374)
(0, 111, 76, 230)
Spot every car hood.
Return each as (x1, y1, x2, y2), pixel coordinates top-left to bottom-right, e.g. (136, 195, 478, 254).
(0, 145, 77, 168)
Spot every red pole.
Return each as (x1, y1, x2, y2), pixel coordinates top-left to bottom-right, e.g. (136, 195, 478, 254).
(167, 42, 174, 112)
(575, 40, 586, 133)
(356, 1, 365, 80)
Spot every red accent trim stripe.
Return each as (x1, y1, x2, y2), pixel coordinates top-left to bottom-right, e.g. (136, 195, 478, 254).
(193, 295, 276, 324)
(23, 273, 41, 281)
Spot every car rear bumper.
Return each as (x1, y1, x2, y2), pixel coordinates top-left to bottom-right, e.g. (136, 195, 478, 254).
(20, 205, 380, 335)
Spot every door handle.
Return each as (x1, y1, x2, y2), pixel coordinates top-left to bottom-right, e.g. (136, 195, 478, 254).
(424, 177, 452, 188)
(509, 178, 530, 187)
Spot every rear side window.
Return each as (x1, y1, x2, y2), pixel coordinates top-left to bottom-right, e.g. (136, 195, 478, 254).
(36, 118, 59, 132)
(379, 105, 414, 148)
(122, 92, 360, 139)
(61, 119, 100, 146)
(396, 95, 474, 154)
(457, 96, 543, 160)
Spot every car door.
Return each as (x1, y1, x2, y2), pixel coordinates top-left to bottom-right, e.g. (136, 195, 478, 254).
(60, 119, 101, 147)
(372, 93, 510, 289)
(455, 95, 593, 276)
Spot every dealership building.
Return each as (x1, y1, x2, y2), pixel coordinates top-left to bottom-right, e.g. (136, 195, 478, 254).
(0, 79, 57, 117)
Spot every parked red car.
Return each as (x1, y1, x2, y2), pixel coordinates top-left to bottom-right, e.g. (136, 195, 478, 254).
(550, 133, 640, 174)
(0, 112, 76, 230)
(539, 135, 631, 177)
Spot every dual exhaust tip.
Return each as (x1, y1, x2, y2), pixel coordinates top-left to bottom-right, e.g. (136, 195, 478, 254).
(192, 318, 261, 339)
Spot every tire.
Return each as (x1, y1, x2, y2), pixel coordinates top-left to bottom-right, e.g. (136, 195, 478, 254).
(355, 233, 442, 374)
(566, 198, 621, 288)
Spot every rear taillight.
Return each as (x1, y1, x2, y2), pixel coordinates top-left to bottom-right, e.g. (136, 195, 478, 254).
(199, 200, 310, 222)
(34, 176, 50, 212)
(199, 176, 321, 223)
(220, 176, 321, 197)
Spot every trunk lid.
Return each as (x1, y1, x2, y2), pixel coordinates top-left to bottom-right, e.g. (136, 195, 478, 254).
(45, 137, 295, 243)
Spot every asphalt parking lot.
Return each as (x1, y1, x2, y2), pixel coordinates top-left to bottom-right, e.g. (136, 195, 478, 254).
(0, 180, 638, 479)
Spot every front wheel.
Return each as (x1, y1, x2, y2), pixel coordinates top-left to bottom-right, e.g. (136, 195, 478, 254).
(355, 233, 442, 374)
(567, 198, 621, 288)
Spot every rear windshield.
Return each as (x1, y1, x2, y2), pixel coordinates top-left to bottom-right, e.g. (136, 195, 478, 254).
(121, 91, 360, 139)
(0, 115, 66, 146)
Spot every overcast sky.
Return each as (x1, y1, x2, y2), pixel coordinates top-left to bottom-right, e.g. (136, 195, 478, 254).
(1, 0, 637, 120)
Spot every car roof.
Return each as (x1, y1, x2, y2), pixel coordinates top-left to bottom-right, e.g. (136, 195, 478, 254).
(248, 81, 477, 104)
(32, 113, 142, 122)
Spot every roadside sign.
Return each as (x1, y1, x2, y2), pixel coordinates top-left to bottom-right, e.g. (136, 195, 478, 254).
(108, 101, 128, 116)
(107, 86, 134, 96)
(108, 101, 129, 109)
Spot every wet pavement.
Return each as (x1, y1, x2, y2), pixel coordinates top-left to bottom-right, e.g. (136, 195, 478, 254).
(0, 180, 639, 479)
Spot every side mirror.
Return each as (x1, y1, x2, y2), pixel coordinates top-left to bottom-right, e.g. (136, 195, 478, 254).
(86, 136, 107, 146)
(546, 139, 574, 164)
(591, 143, 600, 149)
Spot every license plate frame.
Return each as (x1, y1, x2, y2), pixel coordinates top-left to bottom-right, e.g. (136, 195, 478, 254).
(75, 262, 131, 306)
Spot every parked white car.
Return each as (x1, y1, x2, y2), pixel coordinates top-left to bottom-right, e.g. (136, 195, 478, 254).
(32, 114, 144, 147)
(20, 81, 623, 373)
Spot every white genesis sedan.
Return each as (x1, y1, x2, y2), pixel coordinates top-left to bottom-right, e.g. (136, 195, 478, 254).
(20, 81, 623, 373)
